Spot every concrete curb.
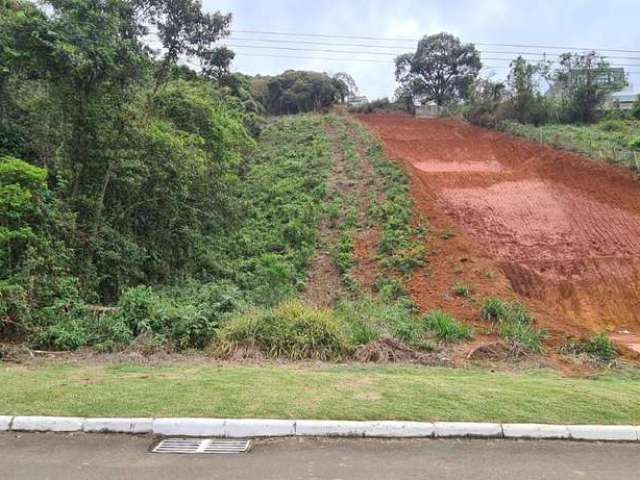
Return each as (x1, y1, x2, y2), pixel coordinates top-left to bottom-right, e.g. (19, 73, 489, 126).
(2, 416, 639, 442)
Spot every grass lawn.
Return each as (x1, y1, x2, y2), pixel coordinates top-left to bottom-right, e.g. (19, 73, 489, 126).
(1, 362, 640, 424)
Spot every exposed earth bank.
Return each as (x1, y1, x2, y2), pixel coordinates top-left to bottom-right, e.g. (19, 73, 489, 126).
(357, 114, 640, 355)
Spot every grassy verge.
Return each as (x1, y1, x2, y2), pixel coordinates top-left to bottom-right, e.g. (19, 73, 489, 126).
(500, 120, 640, 172)
(1, 363, 640, 424)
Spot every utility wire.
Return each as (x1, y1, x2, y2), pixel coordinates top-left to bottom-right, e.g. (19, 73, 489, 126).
(230, 29, 640, 54)
(228, 37, 640, 61)
(230, 52, 640, 74)
(224, 44, 640, 67)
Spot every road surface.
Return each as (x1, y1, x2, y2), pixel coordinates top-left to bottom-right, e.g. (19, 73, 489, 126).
(1, 432, 639, 479)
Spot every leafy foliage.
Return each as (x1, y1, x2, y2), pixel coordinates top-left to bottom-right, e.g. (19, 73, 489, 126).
(213, 300, 350, 360)
(251, 70, 356, 115)
(395, 32, 482, 107)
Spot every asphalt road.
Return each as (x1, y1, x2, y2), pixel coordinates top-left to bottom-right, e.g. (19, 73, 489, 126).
(1, 432, 639, 479)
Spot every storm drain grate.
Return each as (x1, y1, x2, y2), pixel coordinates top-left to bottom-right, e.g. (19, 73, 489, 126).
(152, 438, 251, 454)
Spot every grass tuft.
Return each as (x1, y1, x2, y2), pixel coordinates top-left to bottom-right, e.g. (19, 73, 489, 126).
(423, 310, 473, 343)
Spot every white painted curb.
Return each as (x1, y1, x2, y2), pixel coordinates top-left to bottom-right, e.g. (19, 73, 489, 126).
(0, 416, 12, 431)
(11, 416, 84, 432)
(1, 417, 639, 442)
(153, 418, 225, 437)
(435, 422, 502, 438)
(83, 418, 153, 434)
(503, 423, 570, 439)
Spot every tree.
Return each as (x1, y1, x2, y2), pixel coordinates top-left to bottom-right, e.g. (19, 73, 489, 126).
(553, 51, 627, 123)
(507, 56, 550, 124)
(138, 0, 233, 89)
(252, 71, 350, 115)
(332, 72, 358, 103)
(632, 95, 640, 121)
(395, 32, 482, 106)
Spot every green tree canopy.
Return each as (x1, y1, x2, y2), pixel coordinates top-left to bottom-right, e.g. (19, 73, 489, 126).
(395, 32, 482, 107)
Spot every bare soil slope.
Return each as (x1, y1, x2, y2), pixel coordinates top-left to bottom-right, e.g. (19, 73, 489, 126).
(357, 114, 640, 354)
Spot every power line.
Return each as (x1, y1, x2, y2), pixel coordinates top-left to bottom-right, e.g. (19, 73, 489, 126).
(229, 52, 640, 74)
(230, 29, 640, 54)
(228, 37, 640, 61)
(224, 45, 640, 67)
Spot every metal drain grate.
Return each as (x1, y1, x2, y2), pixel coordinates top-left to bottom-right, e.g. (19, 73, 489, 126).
(152, 438, 251, 454)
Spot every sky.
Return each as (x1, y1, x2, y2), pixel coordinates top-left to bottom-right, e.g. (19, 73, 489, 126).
(202, 0, 640, 99)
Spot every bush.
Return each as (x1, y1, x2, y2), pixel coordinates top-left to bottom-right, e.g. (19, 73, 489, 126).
(423, 310, 473, 342)
(213, 300, 350, 360)
(481, 297, 544, 353)
(628, 137, 640, 151)
(480, 297, 508, 322)
(561, 334, 617, 364)
(113, 282, 241, 351)
(632, 96, 640, 120)
(452, 283, 472, 298)
(599, 120, 626, 132)
(499, 319, 544, 353)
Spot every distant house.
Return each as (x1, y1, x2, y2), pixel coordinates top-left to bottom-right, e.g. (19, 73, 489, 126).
(415, 104, 444, 118)
(607, 91, 639, 110)
(546, 67, 627, 99)
(347, 95, 368, 106)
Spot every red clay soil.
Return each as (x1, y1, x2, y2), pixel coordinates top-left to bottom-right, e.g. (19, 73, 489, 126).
(356, 114, 640, 356)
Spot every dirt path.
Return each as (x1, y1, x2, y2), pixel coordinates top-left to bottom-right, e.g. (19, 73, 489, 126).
(357, 114, 640, 355)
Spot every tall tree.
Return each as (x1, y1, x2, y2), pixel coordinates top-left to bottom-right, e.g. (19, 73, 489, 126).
(553, 51, 627, 123)
(138, 0, 232, 89)
(507, 56, 549, 124)
(395, 32, 481, 106)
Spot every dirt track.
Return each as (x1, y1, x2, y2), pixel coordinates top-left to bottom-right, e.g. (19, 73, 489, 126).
(357, 114, 640, 354)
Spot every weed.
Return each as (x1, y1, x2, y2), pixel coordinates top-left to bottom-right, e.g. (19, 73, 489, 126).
(481, 297, 544, 354)
(480, 297, 508, 322)
(423, 310, 473, 342)
(499, 320, 545, 353)
(561, 334, 617, 364)
(213, 300, 349, 360)
(453, 283, 473, 298)
(441, 230, 455, 240)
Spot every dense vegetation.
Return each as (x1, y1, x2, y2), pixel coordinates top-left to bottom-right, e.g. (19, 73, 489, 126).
(250, 70, 356, 115)
(1, 0, 326, 351)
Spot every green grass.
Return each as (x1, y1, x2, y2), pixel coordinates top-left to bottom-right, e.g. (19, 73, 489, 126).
(501, 120, 640, 171)
(1, 363, 640, 424)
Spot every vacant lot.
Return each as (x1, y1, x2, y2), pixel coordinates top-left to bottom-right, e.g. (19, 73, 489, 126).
(358, 114, 640, 355)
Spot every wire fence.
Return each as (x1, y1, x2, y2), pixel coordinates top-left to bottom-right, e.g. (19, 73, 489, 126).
(498, 121, 640, 173)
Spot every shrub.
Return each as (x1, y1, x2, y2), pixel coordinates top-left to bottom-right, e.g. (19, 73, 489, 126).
(423, 310, 473, 342)
(628, 137, 640, 151)
(499, 319, 545, 353)
(35, 318, 88, 351)
(561, 334, 617, 364)
(452, 283, 472, 298)
(599, 119, 625, 132)
(213, 300, 349, 360)
(632, 96, 640, 120)
(480, 297, 508, 322)
(481, 297, 544, 353)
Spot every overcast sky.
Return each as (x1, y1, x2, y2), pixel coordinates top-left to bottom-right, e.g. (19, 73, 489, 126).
(203, 0, 640, 99)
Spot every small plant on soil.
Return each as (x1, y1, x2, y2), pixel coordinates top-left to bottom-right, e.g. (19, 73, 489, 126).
(499, 319, 545, 354)
(452, 283, 473, 298)
(423, 310, 473, 343)
(560, 334, 617, 364)
(480, 298, 544, 354)
(480, 297, 508, 322)
(326, 198, 343, 227)
(441, 229, 455, 240)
